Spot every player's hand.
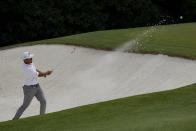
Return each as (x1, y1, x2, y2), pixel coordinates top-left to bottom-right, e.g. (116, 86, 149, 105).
(46, 70, 53, 75)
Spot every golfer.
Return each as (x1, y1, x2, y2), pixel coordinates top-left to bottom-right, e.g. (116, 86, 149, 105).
(13, 52, 52, 120)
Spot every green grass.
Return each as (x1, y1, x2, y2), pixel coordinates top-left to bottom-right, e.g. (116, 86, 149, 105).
(139, 23, 196, 59)
(1, 22, 196, 59)
(1, 23, 196, 130)
(0, 27, 143, 50)
(1, 83, 196, 131)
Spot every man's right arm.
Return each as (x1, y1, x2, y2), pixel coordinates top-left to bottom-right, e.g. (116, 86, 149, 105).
(36, 69, 52, 77)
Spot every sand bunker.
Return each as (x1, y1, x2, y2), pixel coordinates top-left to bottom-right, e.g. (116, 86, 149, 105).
(0, 44, 196, 121)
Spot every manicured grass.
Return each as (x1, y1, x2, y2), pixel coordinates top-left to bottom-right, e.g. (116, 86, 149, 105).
(1, 23, 196, 131)
(1, 83, 196, 131)
(1, 22, 196, 59)
(139, 23, 196, 59)
(0, 27, 144, 50)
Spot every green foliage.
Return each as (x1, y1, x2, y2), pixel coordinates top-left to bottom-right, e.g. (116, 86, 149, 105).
(0, 0, 195, 46)
(152, 0, 196, 22)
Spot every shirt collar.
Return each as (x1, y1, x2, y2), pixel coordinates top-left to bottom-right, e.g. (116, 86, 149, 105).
(23, 62, 33, 66)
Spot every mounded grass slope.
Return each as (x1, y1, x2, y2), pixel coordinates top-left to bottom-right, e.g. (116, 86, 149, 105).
(1, 83, 196, 131)
(1, 23, 196, 59)
(138, 23, 196, 59)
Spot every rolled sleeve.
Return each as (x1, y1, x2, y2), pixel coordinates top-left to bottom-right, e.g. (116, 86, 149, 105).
(27, 68, 38, 77)
(36, 71, 39, 76)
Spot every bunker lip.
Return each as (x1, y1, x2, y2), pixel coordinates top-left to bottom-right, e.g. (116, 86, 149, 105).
(1, 44, 196, 122)
(130, 50, 196, 60)
(1, 43, 195, 60)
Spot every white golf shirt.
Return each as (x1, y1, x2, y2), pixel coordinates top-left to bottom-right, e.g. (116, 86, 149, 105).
(23, 62, 39, 86)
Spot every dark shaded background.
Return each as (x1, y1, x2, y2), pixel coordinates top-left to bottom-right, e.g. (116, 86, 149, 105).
(0, 0, 195, 46)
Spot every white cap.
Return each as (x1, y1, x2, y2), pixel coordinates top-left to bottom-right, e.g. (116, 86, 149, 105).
(21, 52, 34, 60)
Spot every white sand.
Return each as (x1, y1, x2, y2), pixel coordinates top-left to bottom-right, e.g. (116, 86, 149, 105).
(0, 44, 196, 122)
